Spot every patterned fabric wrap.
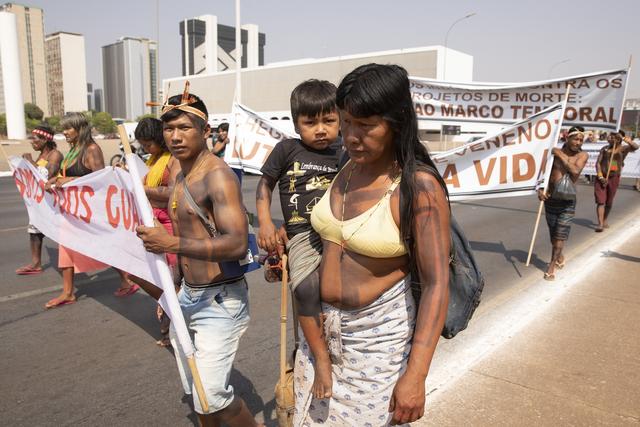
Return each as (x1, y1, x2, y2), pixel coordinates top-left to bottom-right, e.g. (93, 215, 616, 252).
(285, 229, 323, 292)
(544, 198, 576, 241)
(294, 277, 416, 427)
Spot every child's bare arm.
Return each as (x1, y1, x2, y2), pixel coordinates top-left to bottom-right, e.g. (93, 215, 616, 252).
(256, 175, 280, 253)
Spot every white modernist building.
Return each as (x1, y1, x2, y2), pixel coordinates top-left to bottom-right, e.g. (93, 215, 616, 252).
(0, 11, 26, 139)
(180, 14, 265, 75)
(164, 45, 474, 140)
(46, 32, 88, 116)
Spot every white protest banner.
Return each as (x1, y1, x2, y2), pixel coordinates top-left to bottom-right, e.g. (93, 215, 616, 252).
(226, 102, 295, 174)
(411, 68, 628, 131)
(579, 142, 640, 179)
(433, 103, 564, 201)
(9, 156, 196, 357)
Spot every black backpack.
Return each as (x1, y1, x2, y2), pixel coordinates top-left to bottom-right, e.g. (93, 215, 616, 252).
(411, 216, 485, 339)
(442, 217, 484, 338)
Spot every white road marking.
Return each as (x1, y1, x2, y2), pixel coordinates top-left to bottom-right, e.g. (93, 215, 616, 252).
(0, 285, 62, 303)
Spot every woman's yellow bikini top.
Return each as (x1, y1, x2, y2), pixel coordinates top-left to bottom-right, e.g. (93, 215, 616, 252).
(311, 164, 408, 258)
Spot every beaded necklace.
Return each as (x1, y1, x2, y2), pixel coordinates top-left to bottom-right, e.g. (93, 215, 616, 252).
(60, 144, 81, 178)
(171, 154, 210, 214)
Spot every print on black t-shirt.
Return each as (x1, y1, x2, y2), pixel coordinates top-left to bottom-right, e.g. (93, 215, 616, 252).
(261, 138, 340, 238)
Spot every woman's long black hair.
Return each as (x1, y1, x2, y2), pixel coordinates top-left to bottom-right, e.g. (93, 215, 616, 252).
(336, 63, 449, 255)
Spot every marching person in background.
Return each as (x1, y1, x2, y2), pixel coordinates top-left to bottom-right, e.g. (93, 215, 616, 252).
(256, 79, 341, 399)
(594, 130, 639, 231)
(211, 122, 230, 158)
(44, 112, 137, 308)
(537, 126, 588, 281)
(135, 117, 181, 347)
(15, 125, 63, 275)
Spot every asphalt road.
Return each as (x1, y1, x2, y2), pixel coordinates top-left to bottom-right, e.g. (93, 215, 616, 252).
(0, 174, 638, 426)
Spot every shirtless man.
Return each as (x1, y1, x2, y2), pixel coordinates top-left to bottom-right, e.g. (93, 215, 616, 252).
(594, 130, 639, 231)
(537, 126, 589, 280)
(134, 91, 260, 427)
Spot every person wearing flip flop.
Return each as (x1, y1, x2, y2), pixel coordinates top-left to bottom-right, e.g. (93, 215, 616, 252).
(594, 130, 639, 231)
(537, 126, 588, 281)
(133, 88, 263, 427)
(135, 117, 181, 347)
(16, 125, 63, 276)
(43, 113, 138, 308)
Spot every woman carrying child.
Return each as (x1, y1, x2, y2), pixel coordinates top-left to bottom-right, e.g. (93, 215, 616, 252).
(296, 64, 450, 426)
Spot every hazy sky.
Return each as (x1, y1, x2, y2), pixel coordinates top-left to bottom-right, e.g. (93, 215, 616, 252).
(26, 0, 640, 99)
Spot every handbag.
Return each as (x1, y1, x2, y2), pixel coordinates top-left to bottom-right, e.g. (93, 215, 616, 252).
(179, 173, 260, 276)
(550, 174, 577, 201)
(411, 216, 485, 339)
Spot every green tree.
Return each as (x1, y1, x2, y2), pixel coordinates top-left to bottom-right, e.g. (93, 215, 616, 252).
(24, 103, 44, 121)
(45, 116, 62, 133)
(92, 111, 116, 134)
(0, 114, 6, 136)
(25, 117, 40, 132)
(136, 113, 157, 121)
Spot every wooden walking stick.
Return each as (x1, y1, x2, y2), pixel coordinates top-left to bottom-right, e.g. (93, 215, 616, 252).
(275, 254, 295, 427)
(279, 254, 289, 393)
(117, 125, 209, 413)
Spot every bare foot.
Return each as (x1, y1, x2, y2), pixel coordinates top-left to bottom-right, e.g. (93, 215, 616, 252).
(311, 355, 333, 399)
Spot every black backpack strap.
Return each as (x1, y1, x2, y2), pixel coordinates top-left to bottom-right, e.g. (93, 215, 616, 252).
(178, 173, 218, 238)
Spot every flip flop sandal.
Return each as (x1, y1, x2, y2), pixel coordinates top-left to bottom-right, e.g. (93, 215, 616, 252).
(16, 265, 43, 275)
(595, 226, 604, 232)
(543, 272, 555, 281)
(45, 297, 76, 309)
(114, 283, 140, 297)
(156, 338, 172, 348)
(555, 260, 566, 269)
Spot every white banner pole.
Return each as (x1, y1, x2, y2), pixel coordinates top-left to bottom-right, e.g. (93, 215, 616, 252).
(117, 125, 209, 413)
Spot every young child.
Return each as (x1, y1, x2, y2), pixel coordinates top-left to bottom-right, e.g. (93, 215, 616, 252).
(256, 79, 340, 399)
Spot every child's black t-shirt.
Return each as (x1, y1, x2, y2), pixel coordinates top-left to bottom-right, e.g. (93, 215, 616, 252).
(261, 138, 340, 238)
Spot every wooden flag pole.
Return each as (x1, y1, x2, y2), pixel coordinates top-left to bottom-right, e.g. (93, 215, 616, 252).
(604, 139, 618, 183)
(279, 254, 289, 390)
(117, 125, 209, 413)
(525, 86, 572, 267)
(525, 200, 545, 266)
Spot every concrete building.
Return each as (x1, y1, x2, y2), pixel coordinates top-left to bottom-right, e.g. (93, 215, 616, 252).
(102, 37, 158, 120)
(94, 88, 103, 112)
(0, 3, 49, 116)
(180, 14, 265, 75)
(45, 31, 88, 117)
(164, 45, 473, 140)
(87, 83, 93, 110)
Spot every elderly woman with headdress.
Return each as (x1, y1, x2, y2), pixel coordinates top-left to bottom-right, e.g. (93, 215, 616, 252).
(44, 112, 138, 309)
(15, 124, 63, 275)
(294, 64, 450, 426)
